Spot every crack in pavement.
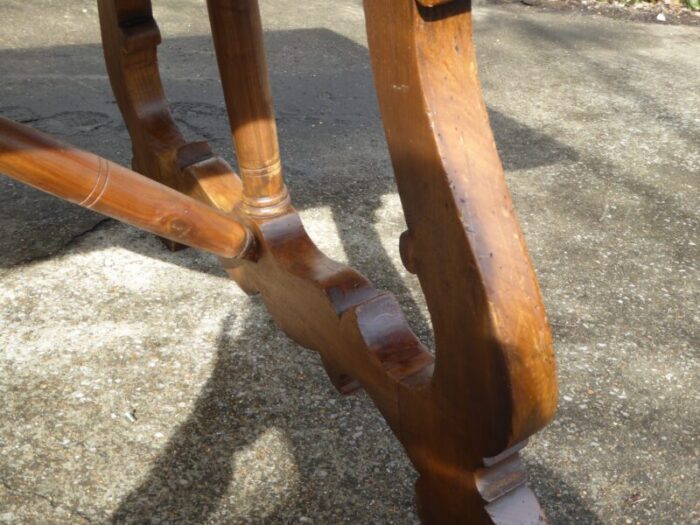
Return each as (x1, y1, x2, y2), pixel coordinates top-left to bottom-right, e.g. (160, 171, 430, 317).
(8, 217, 113, 268)
(0, 478, 95, 524)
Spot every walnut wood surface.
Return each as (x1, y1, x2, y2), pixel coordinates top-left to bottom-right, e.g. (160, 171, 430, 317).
(207, 0, 291, 217)
(360, 2, 557, 519)
(0, 117, 252, 259)
(98, 0, 247, 249)
(0, 0, 558, 522)
(365, 0, 557, 455)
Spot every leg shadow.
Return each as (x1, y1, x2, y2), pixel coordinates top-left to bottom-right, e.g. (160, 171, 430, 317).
(111, 304, 329, 524)
(110, 301, 420, 524)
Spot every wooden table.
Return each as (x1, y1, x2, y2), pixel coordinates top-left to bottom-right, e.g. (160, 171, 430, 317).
(0, 1, 557, 522)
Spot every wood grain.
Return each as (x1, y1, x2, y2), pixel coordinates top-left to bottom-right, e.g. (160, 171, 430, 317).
(362, 1, 557, 520)
(206, 0, 291, 217)
(0, 117, 252, 260)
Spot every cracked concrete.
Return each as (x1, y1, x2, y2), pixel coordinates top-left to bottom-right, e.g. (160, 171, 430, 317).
(0, 0, 698, 524)
(0, 479, 94, 524)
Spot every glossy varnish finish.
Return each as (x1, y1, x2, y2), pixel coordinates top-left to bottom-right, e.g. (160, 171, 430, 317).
(0, 117, 252, 259)
(363, 3, 557, 521)
(0, 0, 557, 522)
(206, 0, 291, 217)
(98, 0, 247, 247)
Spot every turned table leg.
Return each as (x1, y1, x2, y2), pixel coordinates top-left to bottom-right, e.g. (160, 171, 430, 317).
(206, 0, 291, 218)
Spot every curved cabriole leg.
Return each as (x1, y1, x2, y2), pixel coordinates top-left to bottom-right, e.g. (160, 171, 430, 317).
(363, 0, 557, 521)
(97, 0, 246, 251)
